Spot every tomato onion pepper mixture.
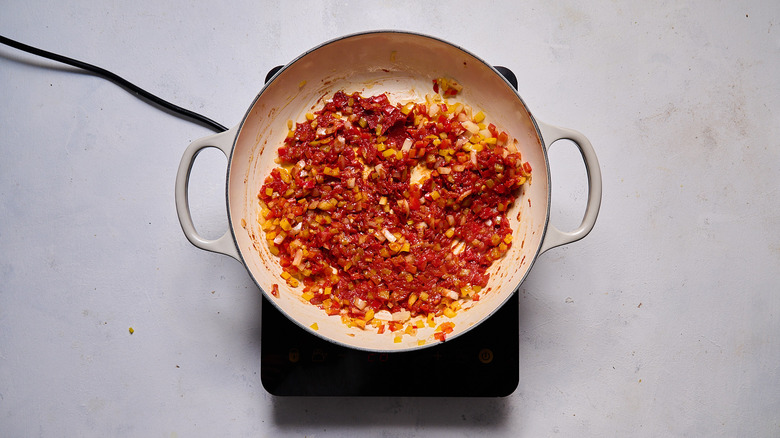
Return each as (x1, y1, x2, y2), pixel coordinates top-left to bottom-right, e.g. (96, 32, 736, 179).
(258, 83, 531, 341)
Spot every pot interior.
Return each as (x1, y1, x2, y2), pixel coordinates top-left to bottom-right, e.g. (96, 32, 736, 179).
(228, 32, 549, 351)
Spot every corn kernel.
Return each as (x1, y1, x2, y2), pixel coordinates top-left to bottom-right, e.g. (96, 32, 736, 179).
(280, 218, 291, 231)
(305, 112, 315, 120)
(394, 336, 403, 343)
(417, 339, 426, 346)
(445, 228, 455, 238)
(281, 271, 291, 280)
(473, 110, 485, 123)
(430, 191, 440, 200)
(265, 187, 274, 196)
(324, 286, 332, 295)
(504, 234, 513, 244)
(302, 291, 314, 301)
(444, 307, 456, 318)
(310, 322, 319, 330)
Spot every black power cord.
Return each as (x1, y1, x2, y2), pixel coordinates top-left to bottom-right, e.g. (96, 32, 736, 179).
(0, 34, 228, 133)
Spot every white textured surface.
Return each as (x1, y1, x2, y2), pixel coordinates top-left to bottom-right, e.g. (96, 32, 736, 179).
(1, 1, 779, 436)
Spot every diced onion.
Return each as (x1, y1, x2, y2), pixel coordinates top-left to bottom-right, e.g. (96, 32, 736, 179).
(462, 120, 479, 134)
(392, 310, 411, 321)
(382, 228, 397, 242)
(354, 297, 367, 310)
(442, 289, 459, 300)
(401, 138, 413, 152)
(374, 310, 393, 321)
(457, 189, 472, 203)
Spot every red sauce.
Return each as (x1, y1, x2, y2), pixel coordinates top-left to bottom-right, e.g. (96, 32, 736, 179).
(258, 90, 531, 330)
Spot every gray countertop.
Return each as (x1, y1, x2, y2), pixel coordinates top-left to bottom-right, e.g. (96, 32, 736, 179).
(1, 1, 779, 436)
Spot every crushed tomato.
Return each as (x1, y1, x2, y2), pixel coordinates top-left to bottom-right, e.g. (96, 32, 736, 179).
(258, 89, 531, 335)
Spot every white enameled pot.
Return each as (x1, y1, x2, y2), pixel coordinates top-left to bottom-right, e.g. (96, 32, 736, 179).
(175, 31, 602, 352)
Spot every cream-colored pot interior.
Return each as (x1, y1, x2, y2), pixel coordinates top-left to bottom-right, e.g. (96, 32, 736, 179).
(176, 31, 601, 352)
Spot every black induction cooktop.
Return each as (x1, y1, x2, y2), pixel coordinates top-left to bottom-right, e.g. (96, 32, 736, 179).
(260, 292, 519, 397)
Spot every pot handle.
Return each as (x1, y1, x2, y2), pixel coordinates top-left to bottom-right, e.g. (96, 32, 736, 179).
(175, 126, 241, 261)
(536, 122, 602, 254)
